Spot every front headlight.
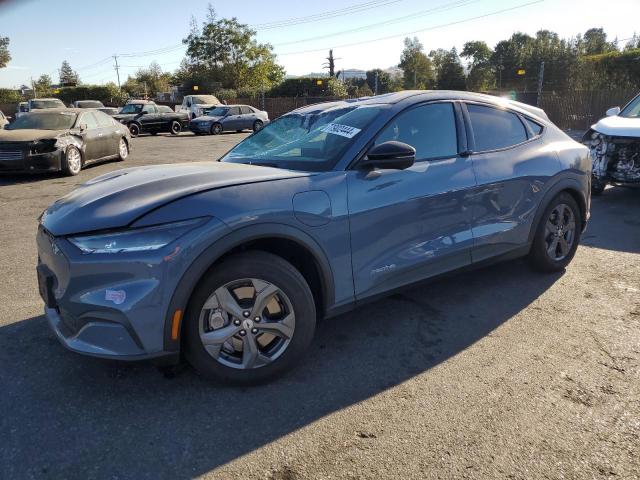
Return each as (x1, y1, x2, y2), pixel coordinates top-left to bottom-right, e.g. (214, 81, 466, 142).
(68, 218, 206, 254)
(31, 139, 58, 154)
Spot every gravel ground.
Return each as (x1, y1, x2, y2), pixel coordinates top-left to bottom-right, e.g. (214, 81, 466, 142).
(0, 132, 639, 480)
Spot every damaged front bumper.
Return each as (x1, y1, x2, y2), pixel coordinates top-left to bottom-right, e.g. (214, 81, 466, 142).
(584, 130, 640, 189)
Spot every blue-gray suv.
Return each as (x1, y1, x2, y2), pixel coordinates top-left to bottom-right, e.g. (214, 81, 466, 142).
(36, 91, 591, 384)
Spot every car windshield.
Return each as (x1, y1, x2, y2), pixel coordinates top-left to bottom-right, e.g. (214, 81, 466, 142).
(7, 112, 77, 130)
(76, 100, 104, 108)
(31, 99, 65, 109)
(120, 104, 144, 114)
(620, 95, 640, 118)
(192, 95, 219, 105)
(221, 105, 383, 171)
(205, 107, 229, 117)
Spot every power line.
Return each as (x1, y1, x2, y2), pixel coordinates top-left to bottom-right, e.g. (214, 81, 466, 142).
(276, 0, 545, 56)
(273, 0, 480, 47)
(253, 0, 402, 29)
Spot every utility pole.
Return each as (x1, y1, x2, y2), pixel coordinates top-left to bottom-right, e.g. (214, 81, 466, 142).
(536, 61, 545, 107)
(374, 71, 379, 95)
(113, 55, 121, 90)
(31, 77, 37, 98)
(323, 49, 336, 77)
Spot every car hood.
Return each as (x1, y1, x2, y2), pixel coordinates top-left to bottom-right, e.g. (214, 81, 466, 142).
(592, 115, 640, 137)
(41, 161, 311, 236)
(0, 129, 65, 142)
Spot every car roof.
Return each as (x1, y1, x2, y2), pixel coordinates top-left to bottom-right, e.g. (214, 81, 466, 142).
(126, 100, 155, 104)
(24, 108, 82, 114)
(290, 90, 549, 121)
(30, 97, 64, 101)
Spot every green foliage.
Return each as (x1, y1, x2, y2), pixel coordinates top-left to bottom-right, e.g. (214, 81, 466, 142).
(326, 77, 348, 97)
(214, 88, 237, 100)
(399, 37, 435, 89)
(365, 69, 401, 94)
(178, 6, 284, 92)
(0, 36, 10, 69)
(59, 60, 79, 85)
(0, 88, 21, 103)
(33, 75, 53, 97)
(269, 77, 328, 97)
(52, 83, 127, 105)
(461, 41, 494, 91)
(122, 62, 172, 98)
(434, 48, 466, 90)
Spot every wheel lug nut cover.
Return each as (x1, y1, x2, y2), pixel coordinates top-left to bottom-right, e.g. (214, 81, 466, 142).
(239, 329, 246, 336)
(251, 328, 258, 334)
(254, 316, 261, 322)
(233, 319, 241, 326)
(243, 311, 250, 317)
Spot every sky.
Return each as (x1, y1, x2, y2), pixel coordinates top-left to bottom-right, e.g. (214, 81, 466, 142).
(0, 0, 638, 88)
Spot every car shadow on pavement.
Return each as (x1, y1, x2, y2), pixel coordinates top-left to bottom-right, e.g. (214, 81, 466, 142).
(581, 186, 640, 254)
(0, 259, 561, 479)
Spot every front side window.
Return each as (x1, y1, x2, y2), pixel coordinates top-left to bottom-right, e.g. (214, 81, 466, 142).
(467, 104, 528, 151)
(221, 105, 383, 171)
(374, 102, 458, 160)
(7, 112, 77, 130)
(228, 106, 240, 116)
(80, 112, 100, 129)
(94, 110, 115, 127)
(205, 107, 229, 117)
(142, 104, 155, 114)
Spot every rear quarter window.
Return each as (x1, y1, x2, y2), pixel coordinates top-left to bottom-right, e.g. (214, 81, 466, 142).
(467, 104, 528, 151)
(524, 117, 543, 136)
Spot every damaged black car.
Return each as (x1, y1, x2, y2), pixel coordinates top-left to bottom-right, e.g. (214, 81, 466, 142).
(583, 93, 640, 194)
(0, 108, 131, 176)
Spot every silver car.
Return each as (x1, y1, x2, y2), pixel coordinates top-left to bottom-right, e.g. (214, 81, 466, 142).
(190, 105, 269, 135)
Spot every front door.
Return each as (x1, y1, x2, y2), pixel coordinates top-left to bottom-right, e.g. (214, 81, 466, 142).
(78, 112, 106, 160)
(348, 102, 477, 300)
(223, 106, 242, 130)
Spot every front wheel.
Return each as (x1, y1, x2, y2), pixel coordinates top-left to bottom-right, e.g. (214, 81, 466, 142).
(184, 251, 316, 385)
(62, 145, 82, 176)
(210, 123, 223, 135)
(253, 120, 264, 132)
(170, 121, 182, 135)
(528, 192, 581, 272)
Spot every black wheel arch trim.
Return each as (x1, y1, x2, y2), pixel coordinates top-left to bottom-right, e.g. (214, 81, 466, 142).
(162, 222, 336, 351)
(526, 173, 589, 245)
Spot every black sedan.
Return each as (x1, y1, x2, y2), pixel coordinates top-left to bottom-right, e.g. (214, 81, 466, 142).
(113, 101, 189, 137)
(0, 108, 131, 176)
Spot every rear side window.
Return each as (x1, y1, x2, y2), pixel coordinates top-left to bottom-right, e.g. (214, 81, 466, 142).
(94, 110, 114, 127)
(467, 104, 527, 151)
(375, 102, 458, 160)
(524, 117, 543, 136)
(240, 106, 252, 114)
(228, 106, 241, 115)
(142, 104, 156, 114)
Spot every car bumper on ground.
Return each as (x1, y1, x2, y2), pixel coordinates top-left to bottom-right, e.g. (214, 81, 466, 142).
(0, 149, 63, 173)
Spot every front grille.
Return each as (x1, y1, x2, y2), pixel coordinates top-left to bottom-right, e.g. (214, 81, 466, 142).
(0, 150, 23, 161)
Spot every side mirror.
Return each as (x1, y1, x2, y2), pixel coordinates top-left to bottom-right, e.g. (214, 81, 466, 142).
(606, 106, 621, 117)
(361, 141, 416, 170)
(79, 123, 87, 132)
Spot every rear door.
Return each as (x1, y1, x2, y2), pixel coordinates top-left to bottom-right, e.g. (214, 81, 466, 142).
(78, 112, 105, 160)
(239, 105, 255, 129)
(463, 102, 558, 261)
(348, 101, 477, 299)
(94, 110, 120, 155)
(139, 104, 159, 131)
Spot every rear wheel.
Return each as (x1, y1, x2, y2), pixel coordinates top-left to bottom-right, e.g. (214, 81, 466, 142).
(170, 121, 182, 135)
(210, 123, 223, 135)
(128, 123, 140, 137)
(61, 145, 82, 176)
(253, 120, 264, 132)
(117, 138, 128, 161)
(528, 192, 581, 272)
(184, 251, 316, 385)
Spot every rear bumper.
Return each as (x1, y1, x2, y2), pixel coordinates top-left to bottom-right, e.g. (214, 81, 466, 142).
(0, 149, 62, 173)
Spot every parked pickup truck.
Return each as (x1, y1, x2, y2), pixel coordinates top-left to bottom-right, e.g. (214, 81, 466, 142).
(177, 94, 221, 120)
(113, 100, 190, 137)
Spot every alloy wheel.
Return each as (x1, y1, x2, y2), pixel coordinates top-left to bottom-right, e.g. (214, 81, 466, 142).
(66, 147, 81, 174)
(198, 278, 295, 370)
(118, 138, 128, 159)
(544, 203, 576, 261)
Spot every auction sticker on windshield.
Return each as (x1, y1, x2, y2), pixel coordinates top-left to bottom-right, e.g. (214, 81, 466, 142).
(321, 123, 362, 138)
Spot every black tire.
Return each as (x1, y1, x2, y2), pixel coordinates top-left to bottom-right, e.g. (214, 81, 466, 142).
(253, 120, 263, 132)
(128, 123, 140, 137)
(150, 131, 158, 136)
(61, 145, 82, 176)
(528, 192, 581, 273)
(170, 121, 182, 135)
(210, 123, 223, 135)
(184, 251, 316, 385)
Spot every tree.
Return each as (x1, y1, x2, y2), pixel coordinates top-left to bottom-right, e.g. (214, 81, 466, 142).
(581, 28, 616, 55)
(0, 36, 10, 69)
(365, 69, 396, 94)
(326, 77, 348, 97)
(180, 6, 284, 92)
(435, 48, 466, 90)
(122, 62, 172, 98)
(59, 60, 79, 86)
(461, 41, 494, 91)
(399, 37, 435, 89)
(33, 74, 53, 97)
